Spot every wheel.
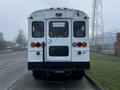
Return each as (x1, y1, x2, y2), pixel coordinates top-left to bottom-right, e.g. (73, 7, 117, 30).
(32, 70, 40, 80)
(72, 70, 84, 80)
(32, 70, 47, 80)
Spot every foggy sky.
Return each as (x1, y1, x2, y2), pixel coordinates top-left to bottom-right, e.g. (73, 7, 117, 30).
(0, 0, 120, 41)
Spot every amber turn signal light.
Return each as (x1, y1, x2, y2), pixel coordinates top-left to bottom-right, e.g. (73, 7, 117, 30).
(31, 42, 36, 47)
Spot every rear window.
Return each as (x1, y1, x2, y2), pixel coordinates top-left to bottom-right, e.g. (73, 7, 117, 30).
(73, 21, 86, 37)
(49, 21, 69, 38)
(32, 21, 44, 38)
(49, 46, 69, 56)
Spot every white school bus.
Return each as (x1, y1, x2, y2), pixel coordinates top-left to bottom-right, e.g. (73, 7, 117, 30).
(28, 8, 90, 79)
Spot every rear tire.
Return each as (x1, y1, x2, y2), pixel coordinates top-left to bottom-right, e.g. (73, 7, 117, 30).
(32, 70, 47, 80)
(72, 70, 84, 80)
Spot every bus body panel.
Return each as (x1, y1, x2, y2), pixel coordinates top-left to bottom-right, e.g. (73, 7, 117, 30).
(28, 8, 90, 71)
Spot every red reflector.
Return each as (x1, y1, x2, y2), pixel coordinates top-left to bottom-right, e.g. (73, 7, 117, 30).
(36, 42, 41, 47)
(82, 42, 87, 47)
(31, 42, 36, 47)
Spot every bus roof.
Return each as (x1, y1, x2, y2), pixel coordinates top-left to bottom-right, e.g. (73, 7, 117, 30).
(28, 8, 88, 19)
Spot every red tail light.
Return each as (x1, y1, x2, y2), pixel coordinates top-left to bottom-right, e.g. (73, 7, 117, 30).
(77, 42, 83, 47)
(77, 42, 87, 47)
(36, 42, 41, 47)
(82, 42, 87, 47)
(31, 42, 36, 47)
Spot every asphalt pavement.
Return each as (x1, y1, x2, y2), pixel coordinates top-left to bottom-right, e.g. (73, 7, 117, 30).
(0, 51, 96, 90)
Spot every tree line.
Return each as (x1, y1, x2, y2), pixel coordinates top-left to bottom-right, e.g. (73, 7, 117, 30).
(0, 30, 27, 50)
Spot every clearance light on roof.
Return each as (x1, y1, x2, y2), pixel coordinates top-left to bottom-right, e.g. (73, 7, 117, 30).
(50, 8, 53, 10)
(64, 7, 67, 10)
(57, 7, 60, 10)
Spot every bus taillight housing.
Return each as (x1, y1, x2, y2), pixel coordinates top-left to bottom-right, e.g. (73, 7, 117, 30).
(77, 42, 83, 47)
(74, 42, 87, 47)
(31, 42, 41, 47)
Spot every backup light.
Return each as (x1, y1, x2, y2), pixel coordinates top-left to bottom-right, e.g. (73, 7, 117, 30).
(72, 42, 77, 47)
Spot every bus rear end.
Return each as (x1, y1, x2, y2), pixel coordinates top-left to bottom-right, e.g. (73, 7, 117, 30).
(28, 8, 90, 79)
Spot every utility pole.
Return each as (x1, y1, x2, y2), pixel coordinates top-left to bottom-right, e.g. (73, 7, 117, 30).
(91, 0, 104, 45)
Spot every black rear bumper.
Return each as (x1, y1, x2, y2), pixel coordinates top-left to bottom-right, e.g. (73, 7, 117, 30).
(28, 62, 90, 71)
